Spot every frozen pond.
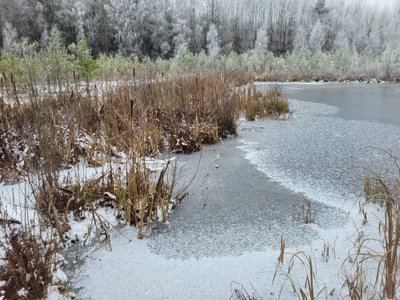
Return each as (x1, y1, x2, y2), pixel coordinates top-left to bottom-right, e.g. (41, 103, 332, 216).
(283, 83, 400, 127)
(242, 83, 400, 210)
(74, 83, 400, 299)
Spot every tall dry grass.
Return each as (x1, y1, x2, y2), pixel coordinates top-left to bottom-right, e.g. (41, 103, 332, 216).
(0, 71, 288, 179)
(363, 171, 400, 299)
(1, 71, 284, 234)
(273, 251, 323, 300)
(100, 73, 241, 155)
(0, 71, 290, 241)
(239, 84, 290, 121)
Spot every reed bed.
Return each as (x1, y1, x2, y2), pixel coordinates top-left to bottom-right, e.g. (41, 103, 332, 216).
(0, 71, 287, 179)
(0, 70, 290, 241)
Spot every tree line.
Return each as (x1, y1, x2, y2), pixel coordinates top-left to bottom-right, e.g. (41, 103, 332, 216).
(0, 0, 399, 59)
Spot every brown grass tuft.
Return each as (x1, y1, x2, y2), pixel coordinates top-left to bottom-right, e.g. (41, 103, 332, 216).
(0, 227, 58, 299)
(239, 84, 290, 121)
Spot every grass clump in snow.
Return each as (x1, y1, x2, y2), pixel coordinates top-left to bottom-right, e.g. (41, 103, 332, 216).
(239, 84, 290, 121)
(230, 281, 263, 300)
(0, 225, 59, 300)
(34, 158, 177, 242)
(273, 251, 322, 300)
(341, 248, 367, 300)
(363, 176, 389, 206)
(123, 157, 174, 239)
(294, 198, 315, 224)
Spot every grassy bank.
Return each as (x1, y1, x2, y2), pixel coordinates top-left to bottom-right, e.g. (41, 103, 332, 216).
(0, 70, 289, 235)
(0, 71, 288, 178)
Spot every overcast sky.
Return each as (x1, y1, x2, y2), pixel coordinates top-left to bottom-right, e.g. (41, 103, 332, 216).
(366, 0, 396, 8)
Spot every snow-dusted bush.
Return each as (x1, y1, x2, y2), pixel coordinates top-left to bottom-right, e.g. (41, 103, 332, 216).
(223, 52, 246, 71)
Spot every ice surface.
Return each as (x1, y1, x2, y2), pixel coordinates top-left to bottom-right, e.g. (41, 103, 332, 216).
(239, 99, 400, 211)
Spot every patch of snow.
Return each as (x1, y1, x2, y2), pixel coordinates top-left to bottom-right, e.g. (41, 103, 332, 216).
(17, 288, 28, 297)
(52, 269, 68, 285)
(103, 192, 116, 201)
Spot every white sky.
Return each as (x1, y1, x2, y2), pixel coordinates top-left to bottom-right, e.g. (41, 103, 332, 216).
(366, 0, 396, 8)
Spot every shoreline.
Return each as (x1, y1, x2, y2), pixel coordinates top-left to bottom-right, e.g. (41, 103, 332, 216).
(72, 89, 400, 299)
(147, 124, 348, 259)
(71, 128, 354, 299)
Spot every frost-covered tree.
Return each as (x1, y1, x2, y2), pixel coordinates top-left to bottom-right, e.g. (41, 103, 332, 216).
(54, 0, 81, 46)
(41, 0, 61, 30)
(333, 30, 350, 51)
(173, 18, 191, 54)
(1, 21, 17, 50)
(82, 0, 113, 55)
(254, 26, 268, 55)
(0, 0, 398, 59)
(382, 43, 400, 78)
(151, 3, 175, 58)
(294, 27, 309, 52)
(107, 0, 175, 58)
(268, 0, 297, 55)
(206, 23, 220, 58)
(309, 20, 325, 53)
(1, 0, 44, 45)
(0, 19, 3, 50)
(106, 0, 142, 56)
(135, 0, 159, 58)
(313, 0, 329, 21)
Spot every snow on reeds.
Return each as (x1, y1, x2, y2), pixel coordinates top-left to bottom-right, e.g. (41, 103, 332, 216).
(0, 71, 289, 297)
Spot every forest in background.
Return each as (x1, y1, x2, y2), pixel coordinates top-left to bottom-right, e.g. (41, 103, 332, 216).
(0, 0, 399, 59)
(1, 0, 400, 83)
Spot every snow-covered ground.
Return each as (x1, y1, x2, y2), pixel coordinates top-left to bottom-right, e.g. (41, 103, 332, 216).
(0, 157, 173, 299)
(254, 78, 384, 86)
(71, 205, 383, 299)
